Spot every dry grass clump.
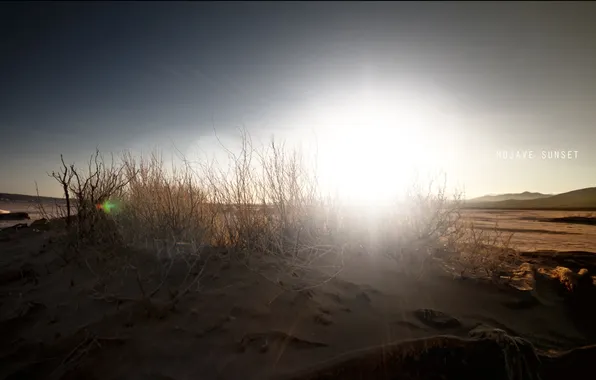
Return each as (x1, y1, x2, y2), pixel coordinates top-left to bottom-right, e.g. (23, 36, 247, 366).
(199, 132, 345, 290)
(39, 131, 345, 292)
(116, 151, 214, 256)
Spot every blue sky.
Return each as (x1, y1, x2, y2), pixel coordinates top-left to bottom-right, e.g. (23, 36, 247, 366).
(1, 2, 595, 198)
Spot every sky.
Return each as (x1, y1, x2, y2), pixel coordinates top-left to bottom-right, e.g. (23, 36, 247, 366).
(1, 1, 595, 199)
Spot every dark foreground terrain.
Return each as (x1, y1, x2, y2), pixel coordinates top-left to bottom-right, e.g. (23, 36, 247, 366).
(1, 216, 596, 380)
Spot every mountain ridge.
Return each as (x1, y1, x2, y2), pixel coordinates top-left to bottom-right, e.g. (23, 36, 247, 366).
(464, 187, 596, 210)
(468, 191, 552, 203)
(0, 193, 64, 203)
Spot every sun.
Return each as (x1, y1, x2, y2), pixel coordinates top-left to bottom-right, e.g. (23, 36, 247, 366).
(314, 95, 438, 206)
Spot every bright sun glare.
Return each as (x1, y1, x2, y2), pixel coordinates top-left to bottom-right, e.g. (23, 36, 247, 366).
(315, 93, 441, 206)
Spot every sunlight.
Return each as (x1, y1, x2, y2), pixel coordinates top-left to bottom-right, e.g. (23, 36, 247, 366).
(314, 93, 441, 206)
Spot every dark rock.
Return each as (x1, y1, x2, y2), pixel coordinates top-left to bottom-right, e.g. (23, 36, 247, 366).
(0, 212, 30, 221)
(413, 308, 461, 329)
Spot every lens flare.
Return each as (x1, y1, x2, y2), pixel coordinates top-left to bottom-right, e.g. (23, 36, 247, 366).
(96, 200, 118, 214)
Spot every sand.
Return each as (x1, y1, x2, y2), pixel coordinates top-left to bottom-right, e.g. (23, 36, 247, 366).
(1, 212, 596, 380)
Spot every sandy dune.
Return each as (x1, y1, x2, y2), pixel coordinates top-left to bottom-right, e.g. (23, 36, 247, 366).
(1, 219, 595, 380)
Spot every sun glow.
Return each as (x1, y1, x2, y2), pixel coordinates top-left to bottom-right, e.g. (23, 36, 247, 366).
(314, 93, 444, 206)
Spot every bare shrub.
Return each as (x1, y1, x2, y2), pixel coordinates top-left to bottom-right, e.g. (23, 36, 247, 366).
(48, 155, 74, 223)
(43, 128, 522, 296)
(203, 128, 265, 250)
(116, 151, 213, 257)
(444, 218, 520, 283)
(61, 149, 133, 247)
(366, 174, 464, 276)
(40, 149, 224, 315)
(39, 149, 132, 256)
(205, 130, 345, 291)
(43, 129, 345, 296)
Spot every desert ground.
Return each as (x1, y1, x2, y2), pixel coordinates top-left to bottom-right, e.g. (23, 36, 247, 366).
(459, 209, 596, 253)
(1, 206, 596, 380)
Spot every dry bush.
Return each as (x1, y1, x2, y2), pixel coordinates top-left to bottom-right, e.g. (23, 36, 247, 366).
(115, 151, 215, 257)
(443, 218, 520, 283)
(352, 175, 464, 276)
(43, 128, 521, 294)
(254, 139, 345, 291)
(42, 130, 345, 294)
(38, 149, 133, 256)
(63, 150, 133, 247)
(35, 155, 74, 224)
(330, 174, 519, 283)
(41, 149, 221, 312)
(203, 129, 345, 291)
(200, 129, 267, 250)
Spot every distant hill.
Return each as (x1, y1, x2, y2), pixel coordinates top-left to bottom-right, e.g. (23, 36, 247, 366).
(468, 191, 552, 203)
(465, 187, 596, 210)
(0, 193, 64, 203)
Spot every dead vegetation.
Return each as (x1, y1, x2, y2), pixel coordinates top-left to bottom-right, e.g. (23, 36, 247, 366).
(33, 130, 468, 294)
(442, 219, 521, 283)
